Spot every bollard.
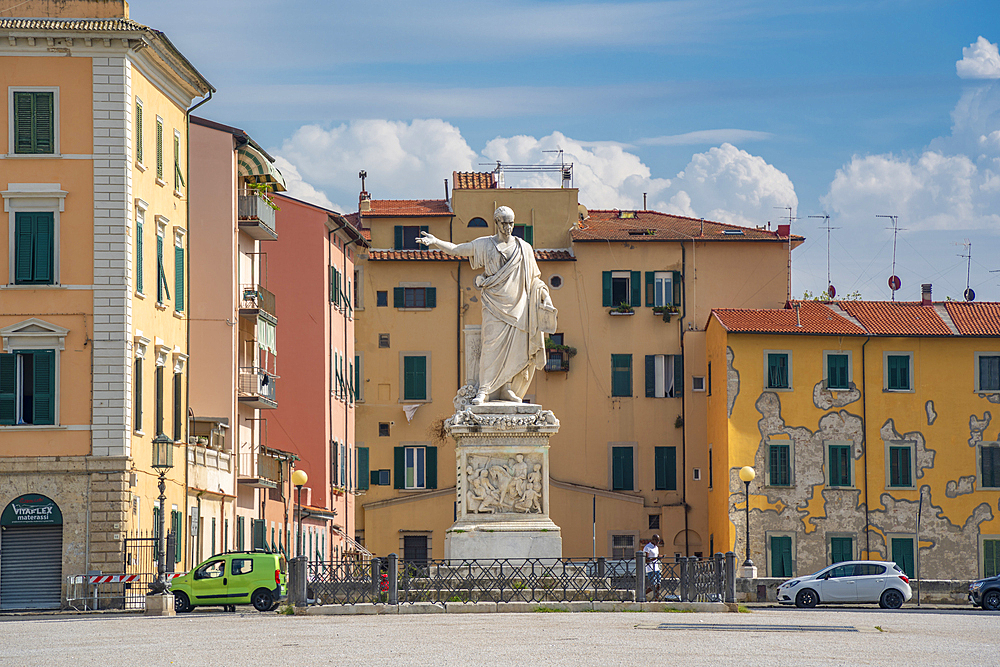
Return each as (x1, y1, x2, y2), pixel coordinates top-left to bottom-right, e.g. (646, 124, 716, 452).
(713, 552, 724, 601)
(635, 551, 646, 602)
(371, 557, 381, 600)
(289, 556, 308, 606)
(597, 556, 606, 579)
(724, 551, 737, 604)
(388, 553, 399, 605)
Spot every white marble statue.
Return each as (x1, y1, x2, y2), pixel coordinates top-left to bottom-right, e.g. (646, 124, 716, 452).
(417, 206, 557, 404)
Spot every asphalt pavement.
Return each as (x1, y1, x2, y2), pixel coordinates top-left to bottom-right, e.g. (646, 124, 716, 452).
(1, 605, 996, 666)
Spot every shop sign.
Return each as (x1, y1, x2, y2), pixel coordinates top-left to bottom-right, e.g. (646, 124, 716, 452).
(1, 494, 63, 526)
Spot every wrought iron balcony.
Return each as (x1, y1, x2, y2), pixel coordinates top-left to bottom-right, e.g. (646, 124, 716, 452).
(238, 189, 278, 241)
(238, 366, 277, 409)
(239, 284, 277, 320)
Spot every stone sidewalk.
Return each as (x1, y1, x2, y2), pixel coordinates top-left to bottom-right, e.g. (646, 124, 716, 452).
(303, 600, 731, 615)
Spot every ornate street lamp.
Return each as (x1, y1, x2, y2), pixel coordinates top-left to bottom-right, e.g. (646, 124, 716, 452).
(739, 466, 756, 577)
(292, 469, 308, 557)
(148, 433, 174, 595)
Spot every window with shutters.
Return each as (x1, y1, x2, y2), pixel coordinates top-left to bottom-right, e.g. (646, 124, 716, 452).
(827, 442, 853, 487)
(357, 446, 370, 491)
(135, 207, 145, 295)
(602, 270, 640, 308)
(829, 535, 854, 564)
(511, 224, 533, 245)
(889, 536, 915, 578)
(768, 533, 794, 577)
(133, 357, 143, 433)
(13, 211, 54, 285)
(155, 365, 164, 435)
(887, 441, 914, 488)
(394, 445, 437, 490)
(644, 271, 681, 308)
(611, 354, 632, 397)
(764, 351, 792, 390)
(155, 117, 164, 182)
(172, 373, 183, 442)
(654, 446, 677, 491)
(979, 443, 1000, 489)
(393, 284, 436, 310)
(155, 218, 171, 306)
(11, 89, 57, 154)
(376, 291, 388, 307)
(645, 354, 682, 398)
(975, 353, 1000, 392)
(983, 538, 1000, 578)
(173, 130, 184, 195)
(610, 444, 635, 491)
(823, 351, 851, 390)
(173, 229, 185, 312)
(355, 353, 364, 401)
(884, 352, 913, 391)
(401, 353, 429, 401)
(394, 225, 427, 250)
(0, 349, 56, 425)
(767, 440, 792, 486)
(134, 98, 144, 165)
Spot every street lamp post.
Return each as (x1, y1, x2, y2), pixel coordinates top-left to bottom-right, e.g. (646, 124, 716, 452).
(738, 465, 757, 578)
(292, 469, 308, 557)
(146, 433, 175, 615)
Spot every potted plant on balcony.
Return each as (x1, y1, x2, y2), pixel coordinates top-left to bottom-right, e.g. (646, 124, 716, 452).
(609, 302, 634, 315)
(246, 182, 280, 212)
(653, 305, 680, 321)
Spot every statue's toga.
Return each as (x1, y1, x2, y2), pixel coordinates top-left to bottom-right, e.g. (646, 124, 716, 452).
(417, 206, 557, 404)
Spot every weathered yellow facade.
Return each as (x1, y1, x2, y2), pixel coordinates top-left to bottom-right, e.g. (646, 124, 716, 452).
(706, 298, 1000, 580)
(354, 172, 796, 562)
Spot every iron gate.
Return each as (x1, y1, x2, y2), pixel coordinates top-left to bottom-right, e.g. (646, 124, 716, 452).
(123, 534, 159, 609)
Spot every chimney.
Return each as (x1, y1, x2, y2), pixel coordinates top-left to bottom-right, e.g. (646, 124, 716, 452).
(562, 167, 572, 189)
(359, 170, 370, 211)
(793, 302, 802, 327)
(921, 283, 932, 306)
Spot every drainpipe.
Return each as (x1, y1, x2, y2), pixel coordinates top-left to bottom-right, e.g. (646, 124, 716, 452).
(861, 335, 871, 556)
(679, 242, 689, 557)
(184, 89, 212, 569)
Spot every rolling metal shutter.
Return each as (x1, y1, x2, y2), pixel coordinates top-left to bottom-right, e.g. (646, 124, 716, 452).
(0, 525, 63, 610)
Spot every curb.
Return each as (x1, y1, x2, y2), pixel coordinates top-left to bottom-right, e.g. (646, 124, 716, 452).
(302, 601, 732, 615)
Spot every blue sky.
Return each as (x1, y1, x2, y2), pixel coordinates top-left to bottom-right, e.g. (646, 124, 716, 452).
(135, 0, 999, 302)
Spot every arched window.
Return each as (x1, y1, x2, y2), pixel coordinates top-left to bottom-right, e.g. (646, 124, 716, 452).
(468, 217, 488, 228)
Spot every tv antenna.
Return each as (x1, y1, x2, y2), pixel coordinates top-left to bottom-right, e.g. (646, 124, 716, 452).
(774, 206, 798, 302)
(808, 214, 839, 298)
(957, 240, 975, 301)
(877, 215, 904, 301)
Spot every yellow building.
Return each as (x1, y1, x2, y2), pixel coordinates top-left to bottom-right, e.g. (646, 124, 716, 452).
(706, 290, 1000, 580)
(0, 1, 211, 608)
(353, 169, 796, 561)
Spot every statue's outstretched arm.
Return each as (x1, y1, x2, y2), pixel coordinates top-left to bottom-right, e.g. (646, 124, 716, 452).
(416, 231, 475, 257)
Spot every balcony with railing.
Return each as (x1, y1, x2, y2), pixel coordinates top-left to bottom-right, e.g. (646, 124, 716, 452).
(238, 189, 278, 241)
(238, 366, 277, 409)
(238, 446, 281, 489)
(239, 284, 277, 320)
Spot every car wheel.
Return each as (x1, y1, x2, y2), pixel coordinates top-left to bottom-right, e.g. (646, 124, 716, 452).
(982, 590, 1000, 611)
(795, 589, 819, 608)
(173, 591, 192, 613)
(251, 588, 274, 612)
(880, 589, 904, 609)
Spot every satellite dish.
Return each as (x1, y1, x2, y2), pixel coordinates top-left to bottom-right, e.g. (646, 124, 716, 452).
(827, 285, 836, 299)
(888, 275, 901, 291)
(965, 288, 976, 302)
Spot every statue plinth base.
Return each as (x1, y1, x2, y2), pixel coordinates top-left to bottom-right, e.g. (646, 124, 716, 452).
(443, 402, 562, 560)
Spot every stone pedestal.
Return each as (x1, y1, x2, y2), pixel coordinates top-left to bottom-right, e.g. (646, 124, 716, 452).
(443, 402, 562, 560)
(144, 593, 175, 616)
(741, 564, 758, 579)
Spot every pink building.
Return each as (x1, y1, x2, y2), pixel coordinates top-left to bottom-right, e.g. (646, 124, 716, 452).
(269, 193, 367, 560)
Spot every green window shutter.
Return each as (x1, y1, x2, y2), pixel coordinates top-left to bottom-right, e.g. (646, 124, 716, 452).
(425, 446, 438, 489)
(673, 354, 683, 398)
(888, 355, 910, 390)
(32, 213, 54, 283)
(174, 246, 185, 312)
(611, 354, 632, 397)
(891, 538, 914, 578)
(645, 355, 655, 397)
(771, 536, 792, 577)
(829, 445, 851, 486)
(135, 103, 143, 163)
(426, 287, 436, 309)
(985, 540, 1000, 578)
(354, 355, 361, 400)
(827, 354, 849, 389)
(156, 120, 163, 179)
(172, 374, 182, 441)
(983, 447, 1000, 488)
(655, 446, 676, 490)
(394, 226, 403, 250)
(136, 223, 144, 293)
(768, 353, 788, 389)
(174, 134, 185, 188)
(357, 447, 370, 491)
(31, 350, 55, 425)
(156, 235, 164, 302)
(393, 287, 404, 308)
(672, 271, 682, 306)
(831, 536, 852, 564)
(14, 92, 35, 154)
(14, 213, 35, 283)
(420, 225, 429, 237)
(523, 225, 533, 245)
(172, 510, 182, 563)
(134, 358, 142, 433)
(403, 356, 427, 400)
(889, 446, 911, 487)
(612, 446, 634, 491)
(33, 92, 54, 154)
(0, 353, 16, 425)
(630, 270, 641, 307)
(394, 447, 405, 489)
(155, 366, 164, 435)
(645, 272, 655, 307)
(602, 271, 612, 307)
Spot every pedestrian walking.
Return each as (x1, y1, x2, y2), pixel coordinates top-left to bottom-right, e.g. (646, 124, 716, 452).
(644, 534, 661, 601)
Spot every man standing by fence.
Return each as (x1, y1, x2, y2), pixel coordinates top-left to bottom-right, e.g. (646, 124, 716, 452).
(644, 535, 661, 601)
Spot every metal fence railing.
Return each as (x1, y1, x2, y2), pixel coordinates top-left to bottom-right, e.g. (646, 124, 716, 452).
(300, 552, 736, 606)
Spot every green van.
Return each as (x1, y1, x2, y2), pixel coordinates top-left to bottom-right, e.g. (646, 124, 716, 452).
(171, 551, 287, 613)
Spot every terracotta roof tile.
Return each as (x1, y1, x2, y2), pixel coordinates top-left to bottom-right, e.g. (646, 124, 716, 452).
(837, 301, 953, 336)
(453, 172, 498, 189)
(944, 302, 1000, 336)
(712, 302, 866, 335)
(535, 250, 575, 261)
(572, 210, 799, 243)
(360, 200, 451, 217)
(369, 249, 574, 262)
(0, 18, 148, 30)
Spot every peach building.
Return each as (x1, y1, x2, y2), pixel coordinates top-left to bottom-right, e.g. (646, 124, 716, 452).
(0, 1, 211, 608)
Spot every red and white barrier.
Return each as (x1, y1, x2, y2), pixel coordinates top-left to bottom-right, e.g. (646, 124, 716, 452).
(87, 572, 185, 584)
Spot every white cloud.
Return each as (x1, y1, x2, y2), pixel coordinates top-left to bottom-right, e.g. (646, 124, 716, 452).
(274, 119, 477, 202)
(271, 156, 338, 211)
(957, 36, 1000, 79)
(638, 129, 773, 146)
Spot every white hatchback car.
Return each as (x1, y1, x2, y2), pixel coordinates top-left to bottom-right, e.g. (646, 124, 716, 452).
(777, 560, 912, 609)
